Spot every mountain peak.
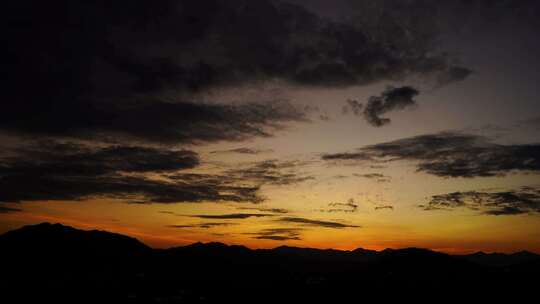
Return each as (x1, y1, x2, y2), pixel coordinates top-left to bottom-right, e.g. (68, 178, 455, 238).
(352, 247, 378, 254)
(0, 222, 150, 257)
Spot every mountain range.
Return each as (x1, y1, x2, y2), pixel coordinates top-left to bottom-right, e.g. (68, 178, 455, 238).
(1, 223, 538, 303)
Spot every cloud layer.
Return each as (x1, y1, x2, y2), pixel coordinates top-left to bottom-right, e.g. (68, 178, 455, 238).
(327, 199, 358, 213)
(167, 222, 237, 229)
(323, 132, 540, 178)
(0, 142, 262, 204)
(362, 86, 420, 127)
(1, 99, 306, 144)
(0, 206, 22, 214)
(279, 217, 360, 228)
(4, 0, 472, 144)
(224, 160, 314, 186)
(343, 86, 420, 127)
(420, 186, 540, 216)
(245, 228, 304, 241)
(187, 214, 276, 220)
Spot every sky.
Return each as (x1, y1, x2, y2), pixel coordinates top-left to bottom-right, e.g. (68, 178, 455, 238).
(2, 0, 540, 254)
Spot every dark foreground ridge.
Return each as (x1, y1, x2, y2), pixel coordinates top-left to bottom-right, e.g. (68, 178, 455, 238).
(1, 223, 539, 303)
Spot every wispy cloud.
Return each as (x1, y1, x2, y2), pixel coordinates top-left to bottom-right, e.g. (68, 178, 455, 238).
(323, 132, 540, 178)
(353, 173, 391, 183)
(223, 159, 314, 186)
(375, 205, 394, 211)
(0, 142, 265, 204)
(167, 222, 237, 229)
(420, 186, 540, 215)
(0, 205, 22, 213)
(188, 213, 277, 220)
(278, 217, 360, 229)
(327, 199, 358, 213)
(244, 228, 304, 241)
(210, 148, 273, 155)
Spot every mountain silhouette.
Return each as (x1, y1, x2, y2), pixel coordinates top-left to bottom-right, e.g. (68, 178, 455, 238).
(1, 223, 538, 303)
(1, 222, 150, 256)
(457, 250, 540, 267)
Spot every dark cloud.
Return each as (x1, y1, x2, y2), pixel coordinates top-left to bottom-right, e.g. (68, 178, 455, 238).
(323, 132, 540, 178)
(167, 222, 237, 229)
(374, 205, 394, 211)
(151, 174, 263, 204)
(246, 228, 304, 241)
(162, 159, 313, 204)
(4, 0, 474, 144)
(0, 140, 315, 205)
(2, 141, 199, 176)
(355, 173, 384, 179)
(210, 148, 273, 155)
(278, 217, 360, 228)
(327, 199, 358, 213)
(166, 160, 312, 202)
(0, 174, 259, 205)
(353, 173, 391, 183)
(0, 205, 22, 213)
(224, 160, 314, 186)
(362, 86, 420, 127)
(420, 186, 540, 216)
(343, 86, 420, 127)
(0, 142, 262, 204)
(0, 99, 306, 144)
(188, 213, 276, 220)
(322, 153, 372, 161)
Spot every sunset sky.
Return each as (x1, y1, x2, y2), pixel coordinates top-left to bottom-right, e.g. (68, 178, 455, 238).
(2, 0, 540, 254)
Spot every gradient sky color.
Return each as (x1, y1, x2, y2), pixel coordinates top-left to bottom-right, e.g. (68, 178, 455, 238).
(2, 0, 540, 254)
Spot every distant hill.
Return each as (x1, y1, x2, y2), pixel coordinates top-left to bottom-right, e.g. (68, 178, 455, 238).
(456, 250, 540, 267)
(0, 222, 150, 258)
(1, 223, 538, 303)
